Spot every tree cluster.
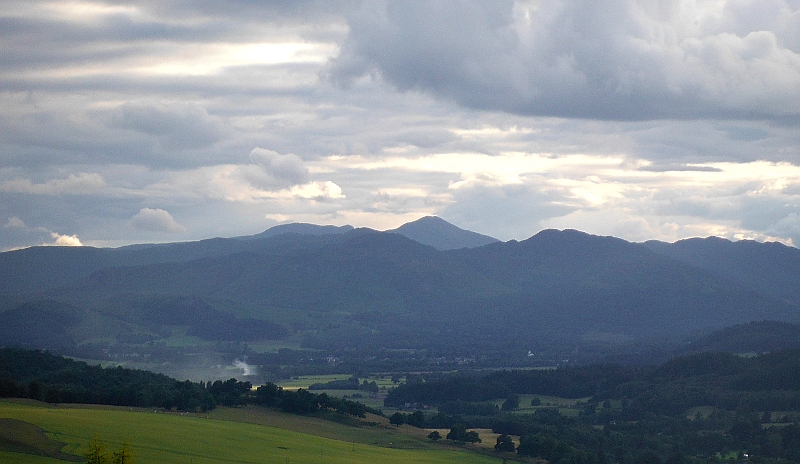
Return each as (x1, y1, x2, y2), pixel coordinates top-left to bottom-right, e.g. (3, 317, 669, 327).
(83, 436, 133, 464)
(381, 349, 800, 463)
(208, 378, 380, 417)
(0, 348, 214, 411)
(445, 423, 481, 443)
(0, 348, 379, 420)
(308, 375, 379, 392)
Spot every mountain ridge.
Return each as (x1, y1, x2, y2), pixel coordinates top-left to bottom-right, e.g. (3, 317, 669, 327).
(3, 223, 800, 365)
(0, 216, 494, 296)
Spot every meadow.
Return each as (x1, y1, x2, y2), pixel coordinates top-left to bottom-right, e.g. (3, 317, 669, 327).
(0, 400, 503, 464)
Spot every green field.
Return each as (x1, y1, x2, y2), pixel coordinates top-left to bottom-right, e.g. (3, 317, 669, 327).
(277, 374, 354, 389)
(0, 400, 502, 464)
(276, 374, 396, 410)
(498, 394, 589, 417)
(277, 374, 399, 390)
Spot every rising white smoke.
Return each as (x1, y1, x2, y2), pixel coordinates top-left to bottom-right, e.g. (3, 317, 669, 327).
(232, 359, 256, 377)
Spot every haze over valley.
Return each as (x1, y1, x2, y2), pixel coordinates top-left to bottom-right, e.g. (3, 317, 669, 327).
(4, 2, 800, 462)
(3, 216, 800, 382)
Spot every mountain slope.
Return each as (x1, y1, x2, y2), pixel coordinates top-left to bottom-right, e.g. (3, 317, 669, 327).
(439, 229, 799, 339)
(247, 222, 354, 239)
(22, 228, 798, 349)
(4, 227, 800, 357)
(388, 216, 499, 250)
(0, 218, 476, 296)
(644, 237, 800, 305)
(678, 321, 800, 355)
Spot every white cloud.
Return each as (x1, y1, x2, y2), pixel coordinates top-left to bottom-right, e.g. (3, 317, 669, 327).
(136, 42, 339, 76)
(49, 232, 83, 246)
(280, 181, 344, 200)
(138, 160, 340, 204)
(0, 173, 107, 195)
(111, 102, 228, 150)
(130, 207, 187, 233)
(330, 0, 800, 120)
(1, 0, 800, 250)
(766, 213, 800, 246)
(3, 216, 26, 229)
(248, 148, 310, 187)
(311, 152, 800, 243)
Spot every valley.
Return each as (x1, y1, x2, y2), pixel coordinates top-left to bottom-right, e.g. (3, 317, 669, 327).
(4, 218, 800, 463)
(3, 218, 800, 382)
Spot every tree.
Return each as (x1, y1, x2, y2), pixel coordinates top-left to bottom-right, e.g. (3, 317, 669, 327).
(501, 394, 520, 411)
(495, 434, 516, 452)
(360, 379, 379, 393)
(389, 411, 405, 426)
(84, 436, 108, 464)
(636, 449, 663, 464)
(111, 441, 134, 464)
(464, 431, 481, 443)
(446, 423, 481, 443)
(280, 388, 319, 414)
(28, 380, 42, 400)
(406, 410, 425, 428)
(84, 437, 134, 464)
(447, 423, 467, 441)
(427, 431, 441, 441)
(253, 383, 281, 407)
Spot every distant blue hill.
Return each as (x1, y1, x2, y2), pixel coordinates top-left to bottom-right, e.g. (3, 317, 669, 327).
(252, 216, 499, 250)
(248, 223, 354, 239)
(388, 216, 499, 250)
(643, 236, 800, 303)
(3, 222, 800, 363)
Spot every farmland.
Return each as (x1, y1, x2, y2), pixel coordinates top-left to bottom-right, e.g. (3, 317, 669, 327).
(0, 400, 502, 464)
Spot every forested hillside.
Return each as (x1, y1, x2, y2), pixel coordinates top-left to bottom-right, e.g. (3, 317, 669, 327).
(2, 221, 800, 379)
(0, 348, 375, 419)
(385, 349, 800, 463)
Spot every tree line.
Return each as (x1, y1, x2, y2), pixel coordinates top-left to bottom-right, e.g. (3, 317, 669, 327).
(384, 349, 800, 463)
(0, 348, 378, 419)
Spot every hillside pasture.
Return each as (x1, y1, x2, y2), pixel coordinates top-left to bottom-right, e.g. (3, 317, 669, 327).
(277, 374, 393, 410)
(0, 400, 500, 464)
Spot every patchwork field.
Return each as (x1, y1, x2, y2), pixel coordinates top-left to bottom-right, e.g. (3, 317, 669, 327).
(0, 400, 501, 464)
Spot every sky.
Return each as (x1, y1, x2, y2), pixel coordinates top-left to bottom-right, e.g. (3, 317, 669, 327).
(2, 0, 800, 251)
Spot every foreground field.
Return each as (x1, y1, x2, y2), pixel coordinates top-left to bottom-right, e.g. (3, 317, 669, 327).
(0, 400, 502, 464)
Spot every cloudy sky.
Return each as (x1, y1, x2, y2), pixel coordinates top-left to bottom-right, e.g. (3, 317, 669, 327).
(2, 0, 800, 251)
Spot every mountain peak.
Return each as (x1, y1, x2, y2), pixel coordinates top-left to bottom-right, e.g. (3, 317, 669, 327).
(388, 216, 499, 250)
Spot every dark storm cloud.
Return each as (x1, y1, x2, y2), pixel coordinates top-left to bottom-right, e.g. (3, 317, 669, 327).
(329, 0, 800, 120)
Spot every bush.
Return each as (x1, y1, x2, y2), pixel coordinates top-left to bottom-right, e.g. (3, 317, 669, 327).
(494, 434, 516, 452)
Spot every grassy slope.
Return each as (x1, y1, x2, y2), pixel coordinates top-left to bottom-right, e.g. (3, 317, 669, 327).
(0, 451, 68, 463)
(0, 401, 500, 464)
(0, 417, 80, 462)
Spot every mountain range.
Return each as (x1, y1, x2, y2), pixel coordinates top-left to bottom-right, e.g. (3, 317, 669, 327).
(1, 216, 799, 363)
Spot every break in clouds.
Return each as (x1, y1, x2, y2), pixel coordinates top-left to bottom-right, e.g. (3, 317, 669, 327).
(1, 0, 799, 250)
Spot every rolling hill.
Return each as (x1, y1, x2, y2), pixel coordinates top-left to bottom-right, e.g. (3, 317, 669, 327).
(1, 220, 800, 371)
